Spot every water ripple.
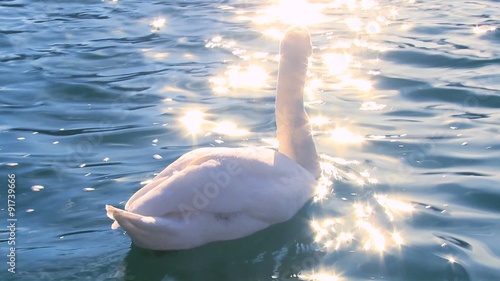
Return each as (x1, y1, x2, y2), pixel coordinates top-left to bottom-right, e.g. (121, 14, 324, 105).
(12, 125, 135, 137)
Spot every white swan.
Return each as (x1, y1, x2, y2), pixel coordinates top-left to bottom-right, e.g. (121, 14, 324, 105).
(106, 26, 319, 250)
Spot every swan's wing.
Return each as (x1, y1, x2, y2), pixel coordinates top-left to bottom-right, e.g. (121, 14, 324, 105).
(126, 147, 315, 224)
(154, 147, 218, 179)
(125, 147, 218, 209)
(106, 204, 270, 250)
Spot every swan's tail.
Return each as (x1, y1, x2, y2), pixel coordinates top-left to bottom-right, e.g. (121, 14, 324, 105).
(106, 205, 157, 231)
(106, 205, 173, 249)
(105, 205, 123, 230)
(106, 205, 156, 231)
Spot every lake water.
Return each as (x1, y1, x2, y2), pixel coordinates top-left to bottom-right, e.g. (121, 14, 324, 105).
(1, 0, 499, 280)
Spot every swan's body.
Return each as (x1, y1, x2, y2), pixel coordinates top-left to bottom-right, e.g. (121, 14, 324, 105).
(106, 26, 319, 250)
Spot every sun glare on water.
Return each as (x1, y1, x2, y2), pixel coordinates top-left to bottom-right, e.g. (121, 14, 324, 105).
(253, 0, 327, 26)
(473, 25, 497, 34)
(226, 65, 268, 88)
(180, 110, 205, 135)
(209, 65, 269, 94)
(299, 271, 342, 281)
(330, 128, 364, 144)
(179, 109, 250, 138)
(150, 17, 166, 31)
(323, 53, 353, 75)
(213, 121, 249, 137)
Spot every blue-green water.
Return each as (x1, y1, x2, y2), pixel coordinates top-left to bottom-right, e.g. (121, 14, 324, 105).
(1, 0, 499, 280)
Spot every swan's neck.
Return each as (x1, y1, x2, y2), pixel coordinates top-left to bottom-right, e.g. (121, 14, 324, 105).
(276, 56, 319, 177)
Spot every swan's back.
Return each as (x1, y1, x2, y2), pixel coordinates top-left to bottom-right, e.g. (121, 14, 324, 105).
(127, 147, 315, 221)
(107, 147, 315, 250)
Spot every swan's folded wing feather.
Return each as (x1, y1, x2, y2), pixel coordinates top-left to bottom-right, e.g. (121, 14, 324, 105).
(106, 205, 165, 244)
(106, 204, 272, 250)
(125, 147, 220, 209)
(126, 148, 315, 224)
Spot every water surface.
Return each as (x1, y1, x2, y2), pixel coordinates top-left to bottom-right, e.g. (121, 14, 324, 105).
(1, 0, 499, 280)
